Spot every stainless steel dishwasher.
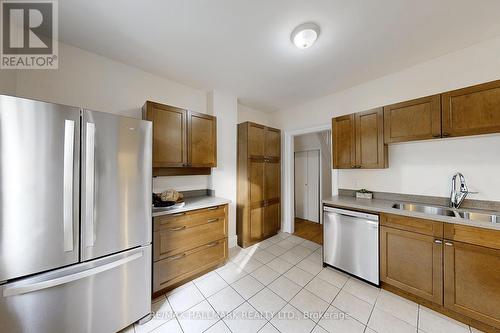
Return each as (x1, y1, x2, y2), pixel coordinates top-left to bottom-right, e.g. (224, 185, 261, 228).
(323, 206, 379, 286)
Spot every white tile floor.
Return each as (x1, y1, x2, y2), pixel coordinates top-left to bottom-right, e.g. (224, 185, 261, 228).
(123, 232, 483, 333)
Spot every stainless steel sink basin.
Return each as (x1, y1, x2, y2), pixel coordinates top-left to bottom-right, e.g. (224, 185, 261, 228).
(392, 202, 500, 223)
(458, 211, 499, 223)
(392, 203, 457, 217)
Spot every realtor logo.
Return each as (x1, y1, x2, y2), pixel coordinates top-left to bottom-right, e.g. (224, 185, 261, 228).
(1, 0, 58, 69)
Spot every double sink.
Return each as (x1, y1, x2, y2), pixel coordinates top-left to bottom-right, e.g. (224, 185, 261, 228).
(392, 203, 499, 223)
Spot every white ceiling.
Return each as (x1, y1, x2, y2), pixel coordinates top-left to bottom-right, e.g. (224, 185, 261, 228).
(59, 0, 500, 112)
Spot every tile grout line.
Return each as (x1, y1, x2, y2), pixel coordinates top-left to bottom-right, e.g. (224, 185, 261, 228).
(226, 234, 323, 332)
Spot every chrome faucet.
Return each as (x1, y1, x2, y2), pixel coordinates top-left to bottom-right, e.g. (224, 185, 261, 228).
(450, 173, 477, 209)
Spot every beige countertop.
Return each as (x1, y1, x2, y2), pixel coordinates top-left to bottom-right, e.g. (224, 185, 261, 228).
(152, 196, 231, 217)
(323, 195, 500, 231)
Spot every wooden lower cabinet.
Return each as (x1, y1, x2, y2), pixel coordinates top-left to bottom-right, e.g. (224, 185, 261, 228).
(264, 202, 280, 237)
(380, 213, 500, 332)
(380, 225, 443, 304)
(152, 204, 228, 295)
(153, 238, 227, 294)
(444, 241, 500, 329)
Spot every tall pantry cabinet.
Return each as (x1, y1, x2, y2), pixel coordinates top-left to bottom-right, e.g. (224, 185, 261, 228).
(237, 122, 281, 248)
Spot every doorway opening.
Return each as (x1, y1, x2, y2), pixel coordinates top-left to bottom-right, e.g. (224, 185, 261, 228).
(292, 130, 332, 244)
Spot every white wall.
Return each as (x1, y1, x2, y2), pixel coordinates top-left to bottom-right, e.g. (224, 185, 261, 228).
(275, 36, 500, 202)
(209, 91, 238, 247)
(1, 42, 211, 192)
(238, 103, 276, 127)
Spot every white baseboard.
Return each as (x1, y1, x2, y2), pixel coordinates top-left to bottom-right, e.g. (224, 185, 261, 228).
(228, 235, 238, 248)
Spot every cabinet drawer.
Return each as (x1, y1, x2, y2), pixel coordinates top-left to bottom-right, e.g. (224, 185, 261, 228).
(153, 238, 227, 292)
(154, 205, 226, 231)
(381, 213, 443, 237)
(444, 223, 500, 250)
(153, 215, 227, 261)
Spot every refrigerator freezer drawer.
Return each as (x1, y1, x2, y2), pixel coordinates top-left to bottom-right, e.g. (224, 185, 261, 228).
(0, 245, 152, 333)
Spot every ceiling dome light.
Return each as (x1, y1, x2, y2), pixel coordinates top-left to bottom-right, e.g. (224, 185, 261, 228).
(291, 22, 320, 49)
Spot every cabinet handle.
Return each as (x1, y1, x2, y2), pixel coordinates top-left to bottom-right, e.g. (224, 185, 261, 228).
(170, 225, 187, 231)
(442, 133, 450, 137)
(351, 165, 356, 169)
(207, 206, 219, 210)
(433, 134, 441, 138)
(444, 242, 453, 246)
(166, 253, 186, 261)
(207, 218, 219, 223)
(206, 241, 219, 248)
(434, 239, 443, 244)
(171, 212, 185, 217)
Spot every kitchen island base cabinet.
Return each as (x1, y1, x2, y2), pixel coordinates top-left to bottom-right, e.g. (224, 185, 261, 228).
(380, 226, 443, 304)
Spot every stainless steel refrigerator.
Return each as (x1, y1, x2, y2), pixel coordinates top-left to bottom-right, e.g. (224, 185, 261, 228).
(0, 95, 152, 333)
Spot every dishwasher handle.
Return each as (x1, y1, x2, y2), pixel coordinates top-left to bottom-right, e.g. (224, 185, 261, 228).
(323, 206, 379, 222)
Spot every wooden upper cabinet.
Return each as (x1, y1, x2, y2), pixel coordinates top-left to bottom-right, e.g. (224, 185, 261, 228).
(332, 109, 387, 169)
(248, 123, 266, 157)
(384, 95, 442, 143)
(188, 111, 217, 167)
(355, 108, 387, 168)
(442, 80, 500, 138)
(444, 240, 500, 329)
(332, 114, 355, 169)
(380, 225, 443, 305)
(143, 101, 217, 173)
(247, 123, 280, 159)
(143, 102, 187, 168)
(265, 128, 281, 158)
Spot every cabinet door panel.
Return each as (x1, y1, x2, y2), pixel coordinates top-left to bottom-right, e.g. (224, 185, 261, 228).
(249, 159, 265, 205)
(384, 95, 441, 143)
(147, 103, 187, 167)
(442, 80, 500, 137)
(265, 128, 281, 158)
(332, 115, 355, 169)
(264, 203, 280, 237)
(250, 207, 264, 241)
(264, 161, 280, 201)
(444, 241, 500, 329)
(355, 108, 386, 168)
(248, 123, 265, 157)
(380, 226, 443, 304)
(188, 111, 217, 167)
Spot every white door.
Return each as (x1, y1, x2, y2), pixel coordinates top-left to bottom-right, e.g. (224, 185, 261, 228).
(294, 151, 307, 219)
(307, 150, 320, 223)
(294, 150, 320, 223)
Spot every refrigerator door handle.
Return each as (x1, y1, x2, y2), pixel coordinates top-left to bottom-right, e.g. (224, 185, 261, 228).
(3, 248, 144, 297)
(63, 120, 75, 252)
(85, 122, 96, 247)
